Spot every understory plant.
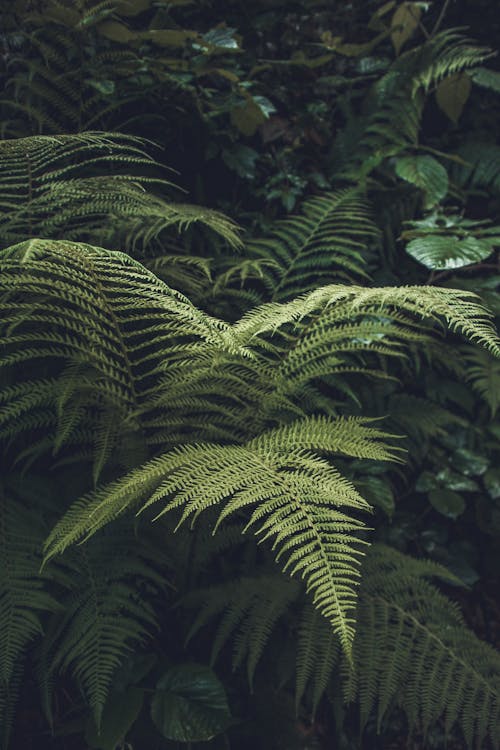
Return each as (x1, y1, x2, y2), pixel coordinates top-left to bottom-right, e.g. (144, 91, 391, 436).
(1, 2, 500, 749)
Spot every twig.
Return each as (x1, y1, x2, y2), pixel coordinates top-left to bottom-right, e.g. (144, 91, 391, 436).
(431, 0, 453, 37)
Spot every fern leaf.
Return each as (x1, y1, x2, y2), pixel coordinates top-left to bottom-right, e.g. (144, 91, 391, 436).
(463, 346, 500, 416)
(245, 191, 378, 300)
(0, 488, 60, 687)
(47, 527, 163, 726)
(0, 133, 241, 252)
(346, 545, 500, 748)
(44, 417, 400, 654)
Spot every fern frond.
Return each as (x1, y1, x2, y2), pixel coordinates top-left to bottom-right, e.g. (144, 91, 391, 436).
(0, 133, 241, 251)
(346, 545, 500, 748)
(231, 284, 500, 358)
(244, 191, 378, 300)
(44, 416, 400, 654)
(295, 602, 340, 714)
(183, 575, 299, 685)
(0, 239, 237, 475)
(463, 345, 500, 416)
(0, 487, 60, 687)
(46, 527, 164, 726)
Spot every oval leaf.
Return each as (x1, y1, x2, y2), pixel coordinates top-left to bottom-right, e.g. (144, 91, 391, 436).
(406, 235, 495, 269)
(436, 73, 472, 124)
(151, 664, 231, 742)
(429, 488, 466, 519)
(391, 2, 421, 55)
(395, 155, 448, 208)
(85, 689, 144, 750)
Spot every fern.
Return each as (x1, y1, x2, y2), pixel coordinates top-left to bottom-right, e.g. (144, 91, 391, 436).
(43, 526, 164, 726)
(346, 545, 500, 748)
(0, 133, 241, 255)
(242, 190, 378, 301)
(463, 345, 500, 417)
(0, 486, 60, 688)
(43, 418, 393, 654)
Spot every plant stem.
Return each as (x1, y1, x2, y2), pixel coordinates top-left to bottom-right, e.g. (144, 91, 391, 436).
(431, 0, 453, 37)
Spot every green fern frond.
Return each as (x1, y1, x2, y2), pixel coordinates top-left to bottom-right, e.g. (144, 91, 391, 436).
(346, 545, 500, 748)
(463, 345, 500, 416)
(183, 575, 299, 685)
(388, 395, 464, 441)
(46, 527, 164, 726)
(244, 191, 378, 300)
(0, 487, 60, 687)
(0, 239, 236, 474)
(0, 133, 241, 252)
(295, 602, 340, 714)
(44, 418, 392, 654)
(413, 29, 492, 92)
(231, 284, 500, 358)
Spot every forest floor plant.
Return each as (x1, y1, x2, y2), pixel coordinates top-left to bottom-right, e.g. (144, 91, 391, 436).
(1, 1, 500, 748)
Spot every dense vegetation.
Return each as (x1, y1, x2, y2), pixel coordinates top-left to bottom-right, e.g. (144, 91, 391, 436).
(1, 1, 500, 748)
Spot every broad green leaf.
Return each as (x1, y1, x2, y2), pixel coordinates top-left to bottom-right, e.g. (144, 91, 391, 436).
(203, 26, 240, 50)
(428, 488, 466, 519)
(406, 235, 496, 269)
(470, 67, 500, 93)
(391, 2, 421, 55)
(151, 664, 231, 742)
(451, 448, 489, 477)
(395, 155, 448, 208)
(435, 468, 479, 493)
(484, 468, 500, 500)
(85, 689, 144, 750)
(231, 99, 266, 136)
(436, 73, 472, 124)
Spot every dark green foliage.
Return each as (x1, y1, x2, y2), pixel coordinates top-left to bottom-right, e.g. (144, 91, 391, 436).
(1, 2, 500, 749)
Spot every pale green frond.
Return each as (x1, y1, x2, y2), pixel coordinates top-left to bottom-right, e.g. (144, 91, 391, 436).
(231, 284, 500, 357)
(0, 239, 237, 473)
(44, 426, 391, 654)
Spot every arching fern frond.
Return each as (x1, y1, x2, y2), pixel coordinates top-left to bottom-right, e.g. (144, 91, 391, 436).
(243, 190, 378, 301)
(346, 545, 500, 748)
(0, 133, 241, 253)
(44, 416, 397, 655)
(230, 284, 500, 358)
(0, 239, 236, 477)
